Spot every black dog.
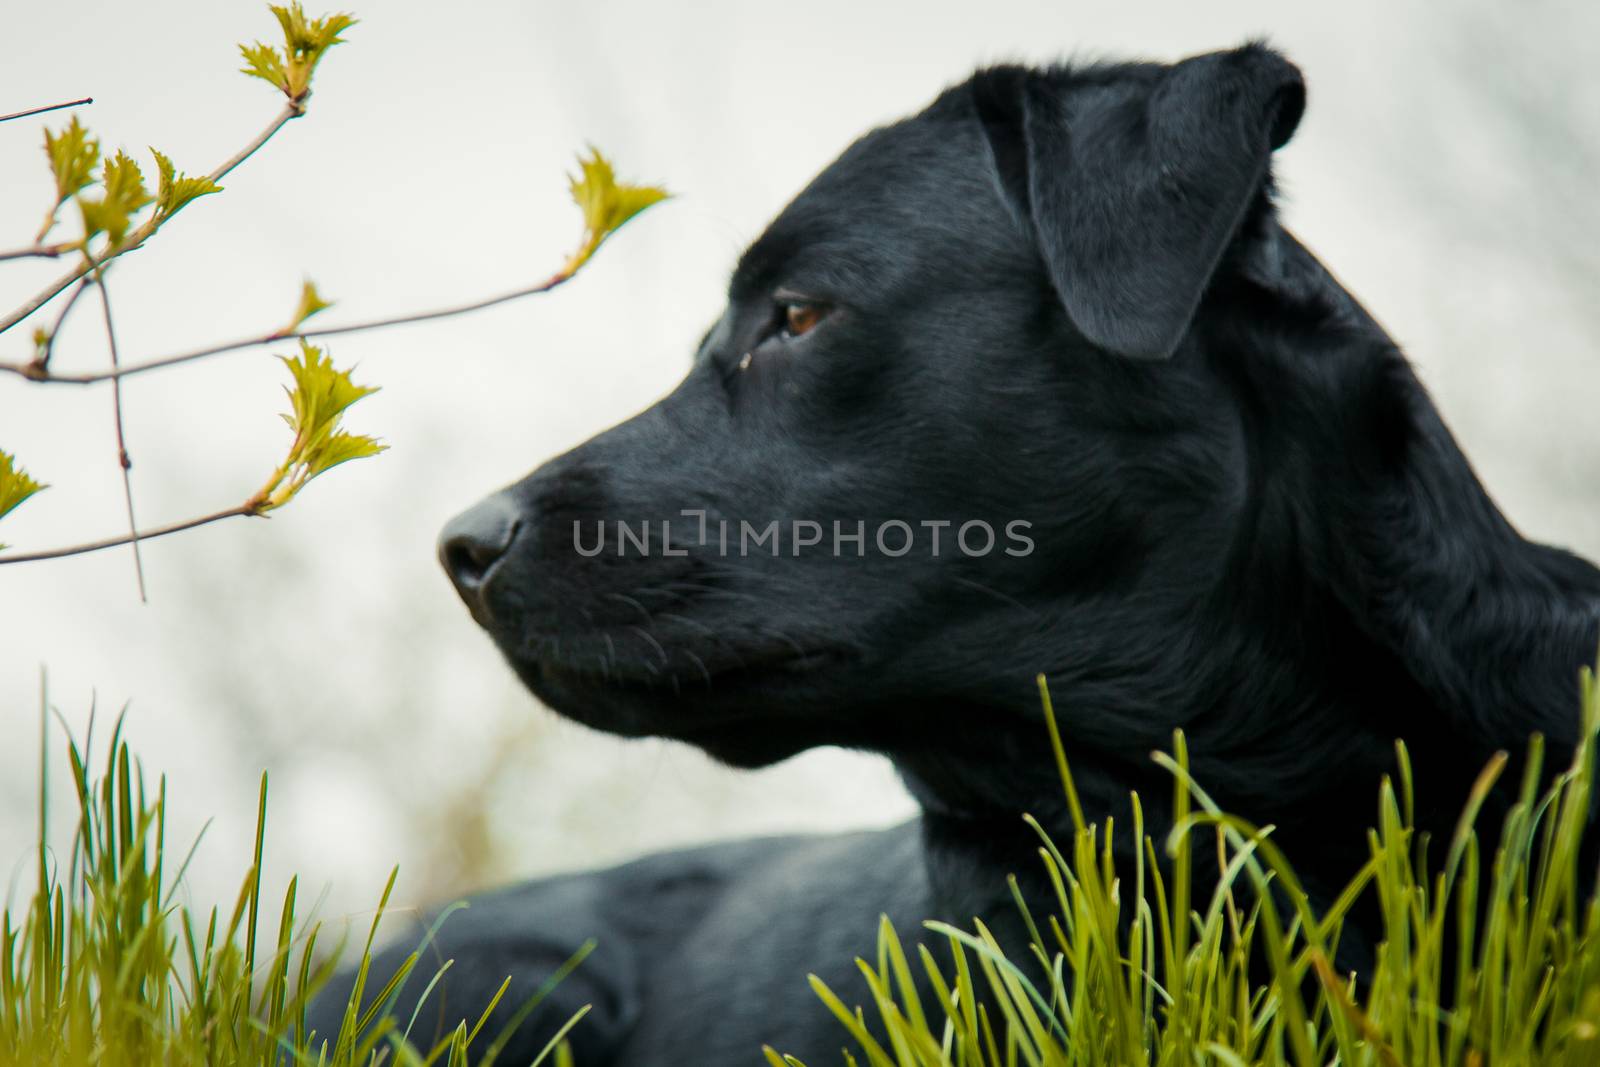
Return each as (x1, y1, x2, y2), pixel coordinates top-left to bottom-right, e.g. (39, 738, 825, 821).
(313, 44, 1600, 1064)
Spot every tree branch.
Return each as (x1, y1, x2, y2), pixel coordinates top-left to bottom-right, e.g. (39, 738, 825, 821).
(93, 270, 148, 600)
(210, 101, 302, 184)
(0, 267, 577, 385)
(0, 103, 302, 339)
(33, 278, 92, 372)
(0, 97, 92, 125)
(0, 504, 258, 565)
(0, 241, 75, 263)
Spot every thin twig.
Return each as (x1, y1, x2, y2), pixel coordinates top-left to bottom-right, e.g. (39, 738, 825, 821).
(0, 505, 258, 564)
(33, 278, 92, 372)
(0, 268, 576, 385)
(0, 97, 93, 125)
(0, 241, 75, 263)
(93, 270, 147, 601)
(209, 101, 301, 184)
(0, 103, 302, 338)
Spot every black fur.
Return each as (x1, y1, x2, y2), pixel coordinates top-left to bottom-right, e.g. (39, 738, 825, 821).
(311, 45, 1600, 1064)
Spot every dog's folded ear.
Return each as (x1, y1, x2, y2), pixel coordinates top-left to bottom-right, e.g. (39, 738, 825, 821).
(973, 44, 1305, 361)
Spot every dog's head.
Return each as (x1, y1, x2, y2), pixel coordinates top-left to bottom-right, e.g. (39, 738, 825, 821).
(439, 45, 1312, 769)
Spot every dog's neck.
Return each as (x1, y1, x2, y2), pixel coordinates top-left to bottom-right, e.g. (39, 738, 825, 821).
(894, 224, 1600, 911)
(1226, 227, 1600, 754)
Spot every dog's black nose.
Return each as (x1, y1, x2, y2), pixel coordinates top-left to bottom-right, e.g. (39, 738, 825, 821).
(439, 494, 521, 614)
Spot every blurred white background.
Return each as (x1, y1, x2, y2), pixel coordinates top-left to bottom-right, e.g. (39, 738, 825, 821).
(2, 0, 1596, 929)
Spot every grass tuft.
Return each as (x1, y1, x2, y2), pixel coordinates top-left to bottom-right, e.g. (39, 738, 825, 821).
(797, 663, 1600, 1067)
(0, 682, 582, 1066)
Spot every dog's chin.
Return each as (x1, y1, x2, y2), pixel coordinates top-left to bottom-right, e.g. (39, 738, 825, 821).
(504, 650, 862, 768)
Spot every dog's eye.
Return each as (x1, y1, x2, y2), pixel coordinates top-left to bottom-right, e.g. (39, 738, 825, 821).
(726, 299, 829, 381)
(780, 301, 826, 340)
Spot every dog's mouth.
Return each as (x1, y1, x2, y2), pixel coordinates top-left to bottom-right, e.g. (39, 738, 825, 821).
(501, 638, 855, 765)
(523, 641, 839, 691)
(499, 623, 846, 702)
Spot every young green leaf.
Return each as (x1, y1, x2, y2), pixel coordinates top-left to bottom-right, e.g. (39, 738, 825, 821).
(43, 117, 100, 206)
(271, 2, 358, 57)
(239, 3, 357, 102)
(284, 278, 333, 333)
(238, 41, 291, 95)
(301, 429, 384, 481)
(251, 341, 384, 511)
(562, 147, 670, 275)
(78, 150, 152, 249)
(151, 148, 222, 220)
(0, 451, 47, 549)
(38, 117, 100, 240)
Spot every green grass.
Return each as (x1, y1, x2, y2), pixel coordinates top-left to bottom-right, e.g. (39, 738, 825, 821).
(782, 664, 1600, 1067)
(0, 693, 586, 1066)
(10, 667, 1600, 1067)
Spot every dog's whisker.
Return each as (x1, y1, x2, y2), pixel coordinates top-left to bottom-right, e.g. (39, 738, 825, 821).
(657, 611, 717, 637)
(630, 626, 671, 668)
(682, 649, 714, 689)
(630, 585, 688, 605)
(952, 576, 1039, 618)
(755, 629, 808, 661)
(606, 592, 655, 622)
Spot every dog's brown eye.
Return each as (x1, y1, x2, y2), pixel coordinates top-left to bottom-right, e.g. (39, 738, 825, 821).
(782, 302, 824, 339)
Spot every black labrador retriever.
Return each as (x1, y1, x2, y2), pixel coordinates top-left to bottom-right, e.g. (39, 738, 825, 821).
(313, 44, 1600, 1064)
